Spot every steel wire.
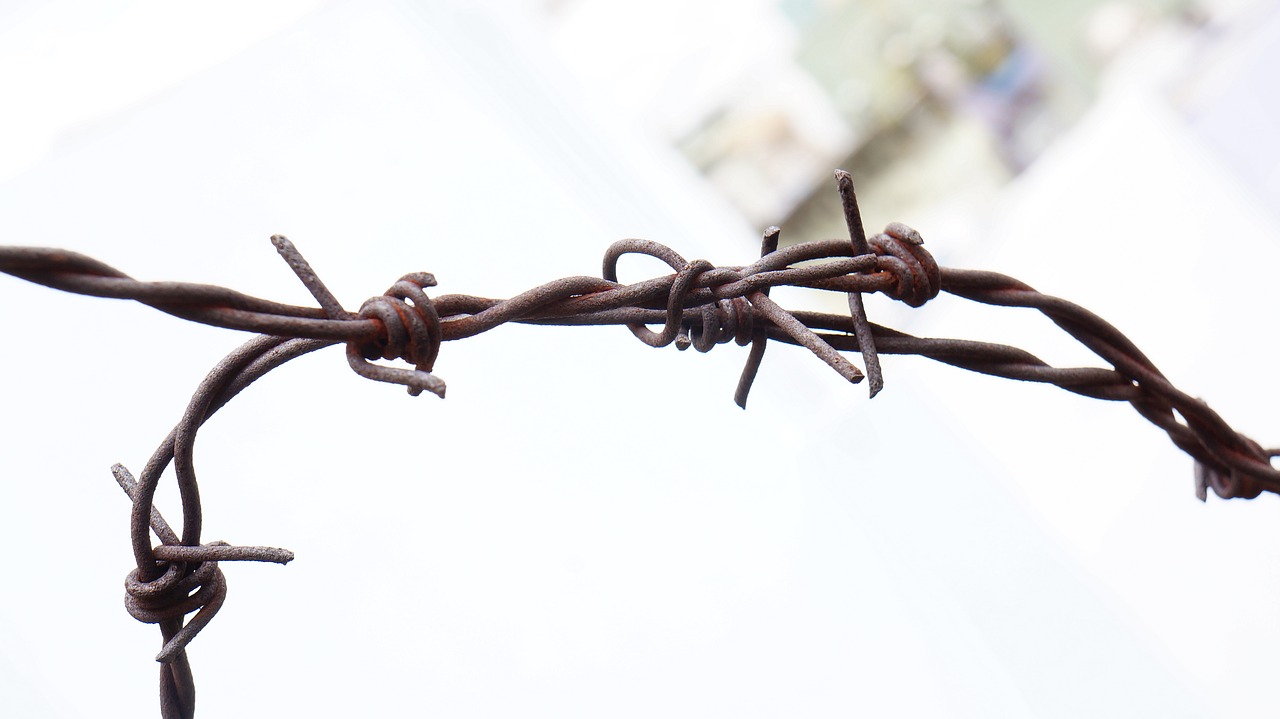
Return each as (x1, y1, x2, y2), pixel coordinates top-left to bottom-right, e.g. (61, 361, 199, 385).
(1, 172, 1275, 717)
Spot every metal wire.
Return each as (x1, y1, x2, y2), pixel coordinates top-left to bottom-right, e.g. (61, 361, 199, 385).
(1, 171, 1275, 718)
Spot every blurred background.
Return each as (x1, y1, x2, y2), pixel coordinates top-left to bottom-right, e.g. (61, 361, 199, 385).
(1, 0, 1278, 717)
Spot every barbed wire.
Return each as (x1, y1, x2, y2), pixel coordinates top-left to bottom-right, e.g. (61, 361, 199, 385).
(1, 171, 1275, 718)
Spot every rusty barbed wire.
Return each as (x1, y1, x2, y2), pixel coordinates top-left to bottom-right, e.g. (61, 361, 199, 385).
(1, 171, 1276, 718)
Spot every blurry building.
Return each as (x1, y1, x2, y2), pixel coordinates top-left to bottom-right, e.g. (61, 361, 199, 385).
(539, 0, 1241, 242)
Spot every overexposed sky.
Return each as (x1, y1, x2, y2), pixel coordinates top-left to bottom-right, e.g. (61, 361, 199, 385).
(2, 2, 1278, 717)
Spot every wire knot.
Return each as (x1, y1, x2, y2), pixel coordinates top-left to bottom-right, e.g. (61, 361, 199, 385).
(625, 257, 711, 348)
(677, 297, 756, 352)
(124, 549, 228, 664)
(871, 223, 940, 308)
(347, 272, 447, 397)
(271, 236, 447, 398)
(355, 273, 442, 367)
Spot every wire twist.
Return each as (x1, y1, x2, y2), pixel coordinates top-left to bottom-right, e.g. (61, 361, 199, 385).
(1, 170, 1275, 719)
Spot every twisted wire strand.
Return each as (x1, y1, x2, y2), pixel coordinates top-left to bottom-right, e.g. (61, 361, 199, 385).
(1, 173, 1276, 718)
(1, 212, 1273, 503)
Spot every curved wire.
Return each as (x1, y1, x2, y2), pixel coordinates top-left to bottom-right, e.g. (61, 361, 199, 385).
(1, 172, 1276, 718)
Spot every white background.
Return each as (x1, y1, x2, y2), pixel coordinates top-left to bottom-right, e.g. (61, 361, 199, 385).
(2, 1, 1279, 717)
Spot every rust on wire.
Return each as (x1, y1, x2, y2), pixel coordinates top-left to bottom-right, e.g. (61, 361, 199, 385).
(1, 171, 1276, 718)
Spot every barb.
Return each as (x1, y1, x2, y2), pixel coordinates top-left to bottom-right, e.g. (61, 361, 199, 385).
(1, 170, 1276, 718)
(834, 169, 882, 396)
